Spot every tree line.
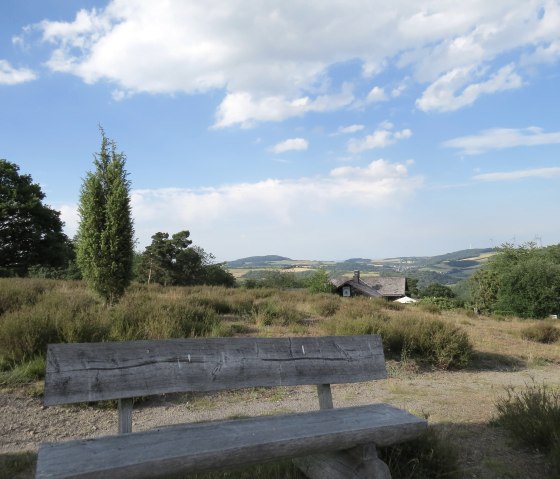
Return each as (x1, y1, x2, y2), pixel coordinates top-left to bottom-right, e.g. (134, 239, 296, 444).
(0, 130, 234, 303)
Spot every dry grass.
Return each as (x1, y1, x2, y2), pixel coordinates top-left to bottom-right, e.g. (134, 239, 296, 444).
(442, 311, 560, 366)
(2, 279, 560, 478)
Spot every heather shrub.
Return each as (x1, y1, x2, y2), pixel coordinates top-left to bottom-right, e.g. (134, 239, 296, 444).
(323, 311, 472, 369)
(251, 300, 305, 327)
(383, 301, 405, 311)
(110, 290, 220, 340)
(310, 294, 340, 317)
(520, 322, 560, 344)
(0, 278, 53, 316)
(494, 383, 560, 477)
(0, 287, 105, 363)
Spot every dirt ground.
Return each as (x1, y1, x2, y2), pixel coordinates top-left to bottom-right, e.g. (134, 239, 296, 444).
(2, 358, 559, 478)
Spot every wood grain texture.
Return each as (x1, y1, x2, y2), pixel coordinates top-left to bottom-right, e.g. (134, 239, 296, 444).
(43, 336, 386, 405)
(118, 399, 133, 434)
(317, 384, 334, 410)
(36, 403, 426, 479)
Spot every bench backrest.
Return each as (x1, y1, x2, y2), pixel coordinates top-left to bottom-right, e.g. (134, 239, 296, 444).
(44, 335, 386, 406)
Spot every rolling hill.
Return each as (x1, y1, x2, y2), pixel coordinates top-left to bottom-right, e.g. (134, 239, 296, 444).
(226, 248, 495, 286)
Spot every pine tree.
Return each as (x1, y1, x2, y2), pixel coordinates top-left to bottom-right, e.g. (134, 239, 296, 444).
(76, 130, 134, 304)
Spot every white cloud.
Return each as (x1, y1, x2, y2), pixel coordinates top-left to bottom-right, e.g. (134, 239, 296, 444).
(126, 159, 422, 250)
(347, 123, 412, 154)
(522, 40, 560, 66)
(444, 127, 560, 155)
(366, 86, 387, 103)
(391, 80, 408, 98)
(416, 63, 523, 112)
(337, 124, 365, 135)
(0, 60, 36, 85)
(473, 167, 560, 182)
(60, 159, 422, 253)
(29, 1, 560, 124)
(271, 138, 309, 154)
(214, 87, 354, 128)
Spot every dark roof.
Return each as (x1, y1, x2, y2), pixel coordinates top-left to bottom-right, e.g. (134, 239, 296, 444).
(362, 277, 406, 297)
(331, 275, 406, 298)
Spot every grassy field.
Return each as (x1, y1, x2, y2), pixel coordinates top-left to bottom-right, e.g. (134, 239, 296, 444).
(1, 278, 559, 478)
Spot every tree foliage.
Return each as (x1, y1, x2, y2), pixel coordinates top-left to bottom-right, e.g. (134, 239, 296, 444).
(137, 230, 235, 287)
(0, 159, 72, 276)
(405, 277, 419, 297)
(468, 243, 560, 318)
(76, 131, 134, 304)
(306, 269, 335, 293)
(419, 283, 456, 299)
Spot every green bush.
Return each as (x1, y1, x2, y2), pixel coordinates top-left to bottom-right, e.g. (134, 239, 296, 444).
(305, 269, 335, 294)
(520, 322, 560, 344)
(417, 297, 463, 311)
(494, 383, 560, 476)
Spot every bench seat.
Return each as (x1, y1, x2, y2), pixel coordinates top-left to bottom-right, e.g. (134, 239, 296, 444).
(37, 403, 426, 479)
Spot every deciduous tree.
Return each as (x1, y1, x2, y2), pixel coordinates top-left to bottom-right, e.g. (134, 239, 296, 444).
(0, 159, 71, 275)
(469, 243, 560, 318)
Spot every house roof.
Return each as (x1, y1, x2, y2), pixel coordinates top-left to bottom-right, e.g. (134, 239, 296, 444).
(331, 275, 406, 298)
(362, 277, 406, 297)
(331, 277, 381, 297)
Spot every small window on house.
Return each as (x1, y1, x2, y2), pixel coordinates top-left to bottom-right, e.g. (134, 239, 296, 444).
(342, 286, 351, 297)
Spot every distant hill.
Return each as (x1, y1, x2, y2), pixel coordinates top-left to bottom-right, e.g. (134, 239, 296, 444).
(227, 255, 292, 268)
(227, 248, 496, 287)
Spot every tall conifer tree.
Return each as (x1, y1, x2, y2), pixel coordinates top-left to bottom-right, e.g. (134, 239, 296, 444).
(76, 129, 134, 304)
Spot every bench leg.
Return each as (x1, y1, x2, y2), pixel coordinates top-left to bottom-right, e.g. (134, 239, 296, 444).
(293, 444, 391, 479)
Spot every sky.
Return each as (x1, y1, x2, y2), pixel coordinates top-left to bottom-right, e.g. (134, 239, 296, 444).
(1, 0, 559, 262)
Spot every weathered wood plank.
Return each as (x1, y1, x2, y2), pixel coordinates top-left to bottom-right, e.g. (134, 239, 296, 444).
(44, 336, 386, 405)
(317, 384, 333, 410)
(118, 399, 133, 434)
(36, 403, 426, 479)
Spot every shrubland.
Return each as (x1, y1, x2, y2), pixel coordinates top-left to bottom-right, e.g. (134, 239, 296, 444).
(2, 277, 560, 478)
(0, 278, 474, 383)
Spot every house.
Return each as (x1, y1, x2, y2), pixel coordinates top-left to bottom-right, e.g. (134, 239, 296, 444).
(331, 271, 407, 300)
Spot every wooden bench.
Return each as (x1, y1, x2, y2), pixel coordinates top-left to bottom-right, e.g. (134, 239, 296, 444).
(36, 335, 427, 478)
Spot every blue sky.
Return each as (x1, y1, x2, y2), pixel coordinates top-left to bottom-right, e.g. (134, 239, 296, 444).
(1, 1, 559, 261)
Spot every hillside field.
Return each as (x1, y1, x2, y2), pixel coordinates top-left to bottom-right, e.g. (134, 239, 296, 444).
(226, 248, 496, 286)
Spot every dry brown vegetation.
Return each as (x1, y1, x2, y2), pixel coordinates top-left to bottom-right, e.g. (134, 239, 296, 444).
(1, 279, 560, 478)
